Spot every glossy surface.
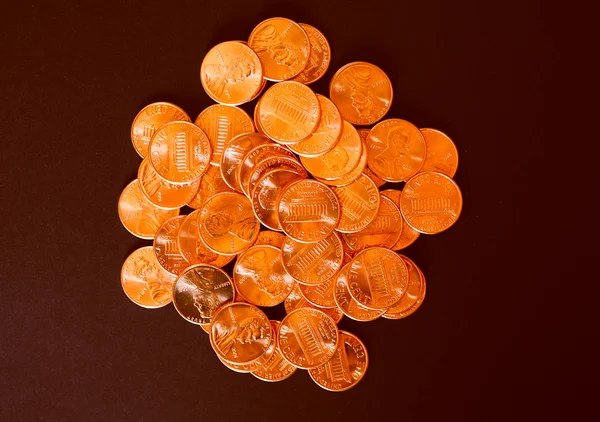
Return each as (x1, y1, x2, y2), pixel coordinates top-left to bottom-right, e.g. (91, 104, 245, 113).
(251, 168, 303, 231)
(177, 211, 236, 267)
(419, 128, 459, 177)
(383, 255, 427, 319)
(333, 264, 385, 321)
(220, 133, 270, 192)
(138, 158, 199, 209)
(380, 189, 420, 250)
(153, 216, 188, 275)
(251, 321, 298, 382)
(187, 164, 235, 210)
(281, 233, 344, 285)
(290, 24, 331, 84)
(333, 174, 380, 233)
(284, 284, 344, 323)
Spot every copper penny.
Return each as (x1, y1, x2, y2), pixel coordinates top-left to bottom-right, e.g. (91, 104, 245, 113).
(138, 158, 199, 209)
(238, 143, 296, 196)
(277, 179, 340, 243)
(380, 189, 420, 250)
(342, 195, 402, 252)
(200, 41, 263, 106)
(247, 156, 307, 199)
(248, 18, 310, 81)
(153, 216, 188, 276)
(290, 24, 331, 85)
(299, 276, 336, 308)
(400, 171, 463, 234)
(278, 308, 339, 369)
(198, 192, 260, 255)
(329, 62, 393, 126)
(220, 133, 270, 192)
(308, 331, 368, 392)
(210, 302, 273, 365)
(347, 247, 408, 310)
(118, 180, 179, 240)
(258, 81, 321, 144)
(281, 233, 344, 285)
(195, 104, 255, 166)
(366, 118, 426, 182)
(233, 245, 295, 307)
(301, 121, 362, 180)
(288, 95, 342, 157)
(173, 264, 235, 325)
(218, 320, 279, 373)
(251, 168, 304, 231)
(177, 210, 235, 267)
(187, 164, 234, 210)
(252, 321, 298, 382)
(284, 283, 344, 323)
(149, 121, 212, 184)
(333, 174, 380, 233)
(357, 129, 386, 187)
(333, 264, 384, 321)
(383, 255, 426, 319)
(253, 230, 286, 248)
(121, 246, 176, 309)
(419, 128, 459, 177)
(314, 138, 368, 188)
(131, 102, 191, 158)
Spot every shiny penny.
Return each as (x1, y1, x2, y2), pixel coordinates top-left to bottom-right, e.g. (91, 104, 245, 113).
(118, 180, 179, 240)
(288, 94, 342, 157)
(187, 164, 234, 210)
(121, 246, 176, 308)
(195, 104, 255, 166)
(290, 24, 331, 85)
(177, 210, 235, 267)
(333, 264, 384, 321)
(284, 283, 344, 323)
(301, 121, 362, 180)
(314, 138, 368, 188)
(220, 133, 270, 192)
(383, 255, 426, 319)
(333, 174, 380, 233)
(278, 308, 339, 369)
(247, 156, 307, 199)
(149, 121, 212, 184)
(380, 189, 420, 250)
(281, 233, 344, 285)
(330, 61, 393, 126)
(277, 179, 340, 243)
(210, 302, 273, 365)
(153, 216, 188, 276)
(357, 129, 386, 187)
(400, 171, 463, 234)
(173, 264, 235, 325)
(342, 195, 402, 252)
(218, 320, 279, 373)
(366, 118, 426, 182)
(420, 128, 459, 177)
(347, 247, 409, 310)
(299, 276, 336, 308)
(253, 230, 286, 248)
(138, 158, 199, 209)
(198, 192, 260, 255)
(131, 102, 191, 158)
(252, 321, 298, 382)
(200, 41, 263, 105)
(248, 18, 310, 81)
(233, 245, 295, 307)
(258, 81, 320, 144)
(238, 143, 297, 196)
(309, 331, 368, 392)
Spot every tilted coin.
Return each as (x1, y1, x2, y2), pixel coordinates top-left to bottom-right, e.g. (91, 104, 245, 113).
(248, 18, 310, 81)
(419, 128, 459, 177)
(290, 24, 331, 85)
(333, 264, 384, 321)
(329, 61, 393, 126)
(198, 192, 260, 255)
(153, 216, 188, 276)
(366, 118, 426, 182)
(333, 174, 380, 233)
(118, 180, 179, 240)
(308, 331, 368, 392)
(288, 94, 342, 157)
(238, 143, 297, 196)
(299, 276, 336, 308)
(281, 233, 344, 285)
(399, 171, 462, 234)
(187, 164, 234, 210)
(380, 189, 420, 250)
(383, 255, 426, 319)
(252, 321, 298, 382)
(177, 210, 236, 267)
(210, 302, 273, 364)
(217, 320, 279, 373)
(284, 283, 344, 323)
(220, 132, 270, 192)
(301, 121, 362, 180)
(258, 81, 321, 144)
(138, 157, 199, 209)
(173, 264, 235, 325)
(131, 102, 191, 158)
(233, 245, 295, 307)
(195, 104, 255, 166)
(347, 247, 408, 310)
(200, 41, 263, 105)
(121, 246, 176, 308)
(278, 308, 339, 369)
(247, 156, 307, 199)
(149, 121, 212, 184)
(253, 230, 286, 248)
(277, 179, 340, 243)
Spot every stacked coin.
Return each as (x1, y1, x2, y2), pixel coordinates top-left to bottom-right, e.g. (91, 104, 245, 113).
(119, 17, 462, 392)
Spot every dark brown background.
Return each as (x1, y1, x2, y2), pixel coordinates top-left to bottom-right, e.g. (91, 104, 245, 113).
(0, 0, 594, 421)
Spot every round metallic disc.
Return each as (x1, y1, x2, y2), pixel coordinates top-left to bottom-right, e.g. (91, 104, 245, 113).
(253, 230, 286, 248)
(220, 132, 270, 192)
(333, 264, 385, 322)
(252, 321, 298, 382)
(153, 216, 188, 276)
(281, 233, 344, 285)
(333, 174, 380, 233)
(380, 189, 420, 250)
(138, 158, 199, 209)
(383, 255, 427, 319)
(187, 164, 234, 210)
(217, 320, 279, 373)
(284, 283, 344, 324)
(290, 24, 331, 85)
(419, 128, 459, 177)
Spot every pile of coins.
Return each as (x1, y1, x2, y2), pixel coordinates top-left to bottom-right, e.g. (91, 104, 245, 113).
(118, 17, 462, 392)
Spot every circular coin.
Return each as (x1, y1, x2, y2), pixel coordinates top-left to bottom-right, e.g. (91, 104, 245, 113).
(284, 283, 344, 323)
(380, 189, 420, 250)
(333, 264, 384, 321)
(281, 233, 344, 285)
(238, 143, 296, 196)
(314, 138, 368, 188)
(220, 133, 270, 192)
(138, 158, 199, 209)
(383, 255, 427, 319)
(298, 276, 336, 308)
(290, 24, 331, 85)
(253, 230, 286, 248)
(246, 155, 306, 198)
(153, 216, 188, 276)
(333, 174, 380, 233)
(217, 320, 279, 373)
(187, 164, 234, 210)
(252, 321, 298, 382)
(419, 128, 459, 177)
